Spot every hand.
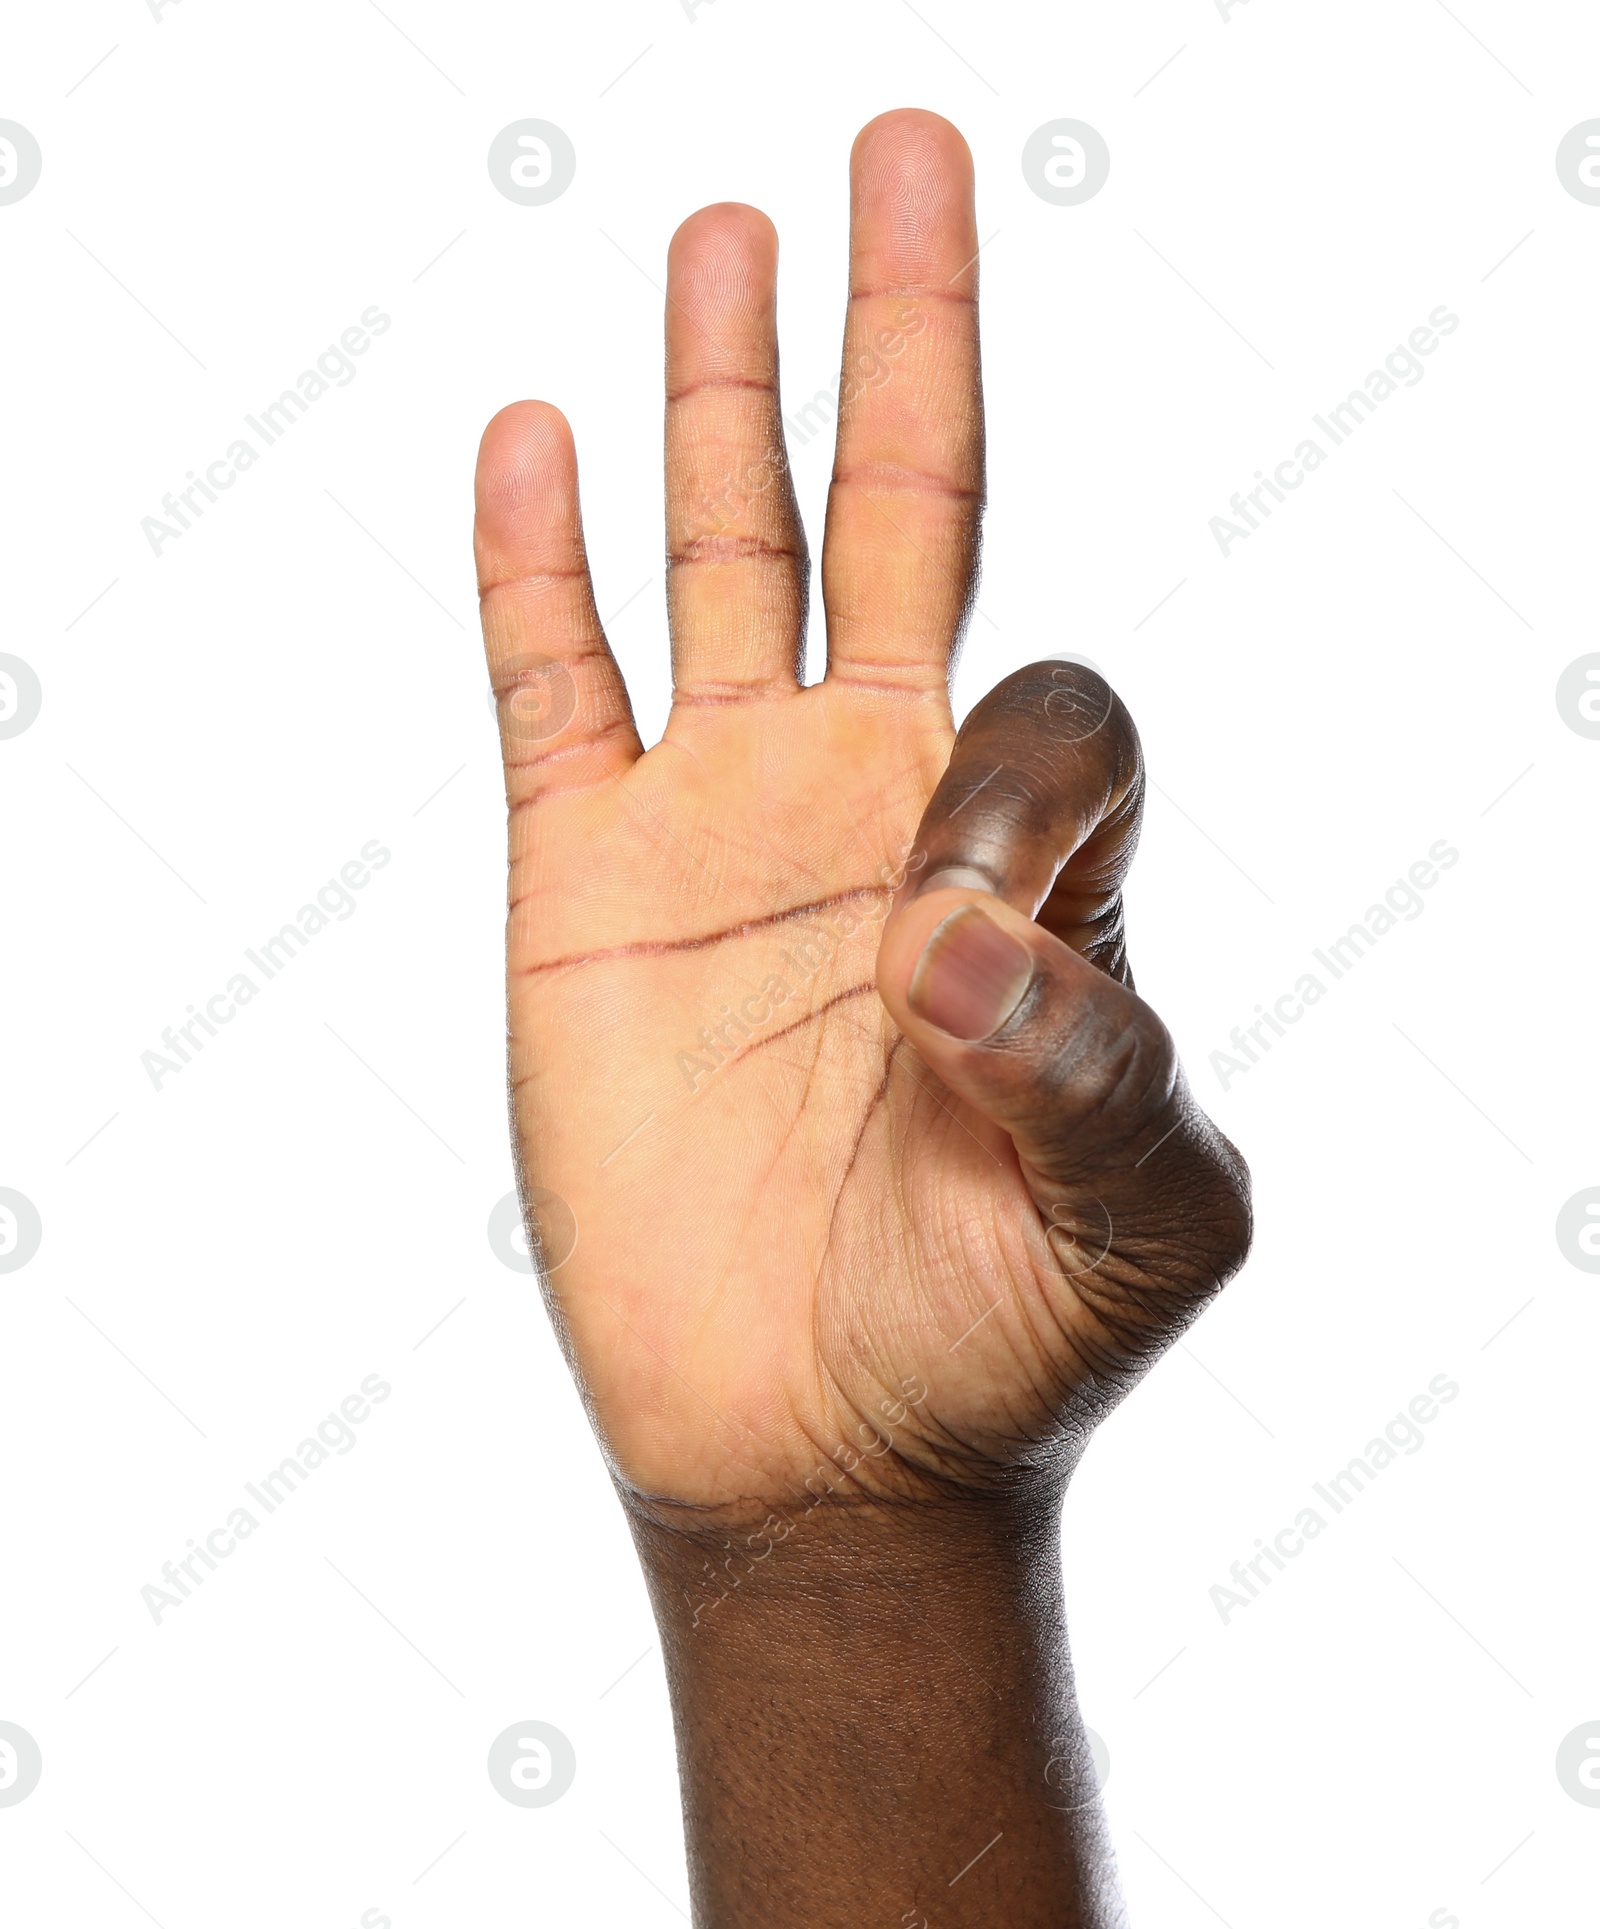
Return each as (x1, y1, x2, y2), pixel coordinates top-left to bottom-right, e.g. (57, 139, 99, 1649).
(473, 112, 1249, 1525)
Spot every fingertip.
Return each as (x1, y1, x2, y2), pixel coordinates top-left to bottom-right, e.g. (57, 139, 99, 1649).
(475, 400, 580, 542)
(851, 108, 974, 184)
(478, 398, 575, 484)
(847, 108, 978, 293)
(668, 201, 778, 266)
(666, 202, 779, 341)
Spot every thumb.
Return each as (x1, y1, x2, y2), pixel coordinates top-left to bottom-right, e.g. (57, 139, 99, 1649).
(877, 884, 1251, 1361)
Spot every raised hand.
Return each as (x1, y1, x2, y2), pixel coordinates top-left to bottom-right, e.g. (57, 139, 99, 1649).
(474, 110, 1248, 1525)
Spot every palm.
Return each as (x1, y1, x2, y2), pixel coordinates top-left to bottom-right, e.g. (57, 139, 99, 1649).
(509, 684, 1082, 1503)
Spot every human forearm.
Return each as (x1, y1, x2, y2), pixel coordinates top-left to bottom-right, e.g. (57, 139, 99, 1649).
(627, 1493, 1126, 1929)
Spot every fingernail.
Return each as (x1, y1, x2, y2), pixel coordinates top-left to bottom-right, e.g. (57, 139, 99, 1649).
(915, 864, 995, 898)
(908, 905, 1034, 1040)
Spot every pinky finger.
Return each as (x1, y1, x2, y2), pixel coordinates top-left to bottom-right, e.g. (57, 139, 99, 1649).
(474, 401, 642, 806)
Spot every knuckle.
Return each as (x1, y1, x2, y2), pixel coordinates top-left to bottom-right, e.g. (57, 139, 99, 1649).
(1022, 986, 1254, 1288)
(1031, 991, 1176, 1158)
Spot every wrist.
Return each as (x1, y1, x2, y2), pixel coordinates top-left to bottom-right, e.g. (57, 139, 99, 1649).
(623, 1487, 1124, 1929)
(621, 1480, 1065, 1636)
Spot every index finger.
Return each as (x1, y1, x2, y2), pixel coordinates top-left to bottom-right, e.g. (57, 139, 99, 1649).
(896, 661, 1145, 980)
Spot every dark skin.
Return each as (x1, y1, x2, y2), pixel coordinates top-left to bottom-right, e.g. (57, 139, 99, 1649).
(474, 108, 1250, 1927)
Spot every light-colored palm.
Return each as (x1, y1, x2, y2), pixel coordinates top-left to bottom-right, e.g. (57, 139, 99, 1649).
(508, 687, 1086, 1507)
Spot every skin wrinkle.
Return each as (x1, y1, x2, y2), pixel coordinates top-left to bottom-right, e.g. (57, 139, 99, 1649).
(772, 983, 863, 1135)
(717, 1029, 818, 1178)
(802, 1040, 941, 1475)
(817, 1039, 897, 1279)
(512, 883, 886, 974)
(818, 661, 950, 686)
(489, 641, 616, 693)
(665, 687, 794, 707)
(670, 534, 806, 565)
(830, 462, 985, 502)
(507, 982, 879, 1124)
(809, 707, 942, 933)
(479, 564, 594, 600)
(713, 796, 844, 964)
(814, 1029, 1030, 1422)
(826, 671, 956, 698)
(679, 981, 896, 1387)
(705, 979, 878, 1087)
(667, 375, 780, 403)
(501, 713, 638, 774)
(847, 282, 977, 306)
(1027, 1005, 1174, 1167)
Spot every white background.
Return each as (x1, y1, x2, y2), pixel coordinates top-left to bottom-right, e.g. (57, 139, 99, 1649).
(2, 1, 1597, 1924)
